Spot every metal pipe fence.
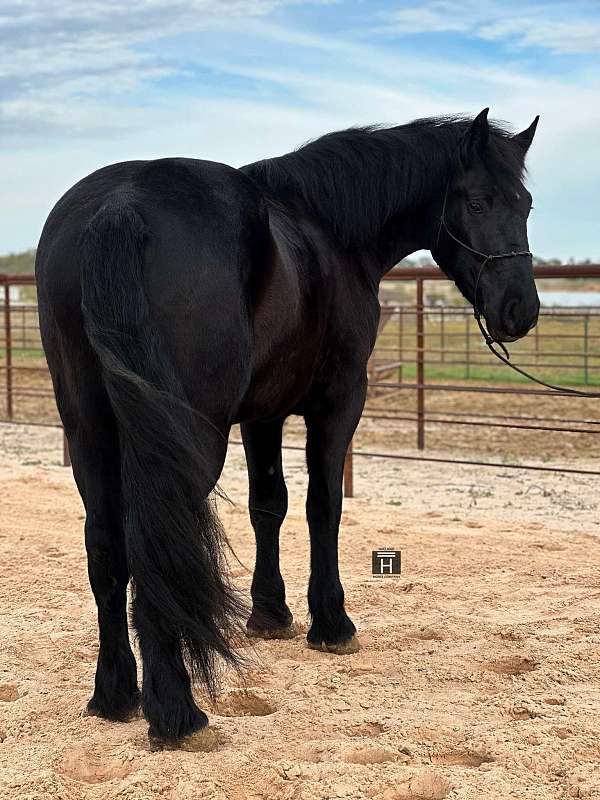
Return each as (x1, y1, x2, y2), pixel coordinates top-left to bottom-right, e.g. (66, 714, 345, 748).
(2, 268, 600, 489)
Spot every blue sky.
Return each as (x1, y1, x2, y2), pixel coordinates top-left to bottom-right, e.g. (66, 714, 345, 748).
(1, 0, 599, 260)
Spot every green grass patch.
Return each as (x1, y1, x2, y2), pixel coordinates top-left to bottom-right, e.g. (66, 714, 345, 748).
(395, 362, 600, 387)
(0, 347, 45, 359)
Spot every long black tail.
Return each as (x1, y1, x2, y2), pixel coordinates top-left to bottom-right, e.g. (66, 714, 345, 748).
(80, 196, 245, 699)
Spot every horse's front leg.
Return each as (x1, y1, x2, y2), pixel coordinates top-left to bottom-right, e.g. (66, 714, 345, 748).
(304, 379, 366, 654)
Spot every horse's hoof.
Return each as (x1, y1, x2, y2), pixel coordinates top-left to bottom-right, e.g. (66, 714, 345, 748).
(148, 726, 219, 752)
(307, 635, 361, 655)
(84, 693, 141, 722)
(246, 621, 297, 640)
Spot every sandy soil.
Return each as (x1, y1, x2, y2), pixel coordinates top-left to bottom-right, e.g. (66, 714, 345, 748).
(1, 429, 600, 799)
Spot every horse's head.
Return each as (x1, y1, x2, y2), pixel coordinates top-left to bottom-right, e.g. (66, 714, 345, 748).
(432, 109, 539, 343)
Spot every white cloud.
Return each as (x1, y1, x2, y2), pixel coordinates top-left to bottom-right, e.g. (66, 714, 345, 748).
(479, 18, 600, 54)
(379, 4, 471, 35)
(381, 1, 600, 54)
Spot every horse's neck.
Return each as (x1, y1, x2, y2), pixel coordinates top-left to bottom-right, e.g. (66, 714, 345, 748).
(375, 208, 439, 278)
(275, 198, 438, 288)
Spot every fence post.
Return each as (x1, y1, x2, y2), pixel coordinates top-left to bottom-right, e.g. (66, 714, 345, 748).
(62, 430, 71, 468)
(416, 278, 425, 450)
(398, 306, 404, 383)
(3, 281, 13, 420)
(440, 306, 445, 364)
(343, 438, 353, 498)
(465, 313, 471, 380)
(583, 315, 589, 385)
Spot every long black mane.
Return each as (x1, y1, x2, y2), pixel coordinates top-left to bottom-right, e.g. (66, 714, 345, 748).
(243, 116, 526, 248)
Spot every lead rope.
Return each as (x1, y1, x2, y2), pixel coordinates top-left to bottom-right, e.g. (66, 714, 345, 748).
(437, 182, 600, 398)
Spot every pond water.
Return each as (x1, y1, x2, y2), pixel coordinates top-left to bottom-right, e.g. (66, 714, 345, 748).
(537, 291, 600, 308)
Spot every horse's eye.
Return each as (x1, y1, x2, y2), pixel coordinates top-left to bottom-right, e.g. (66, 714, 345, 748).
(468, 200, 484, 214)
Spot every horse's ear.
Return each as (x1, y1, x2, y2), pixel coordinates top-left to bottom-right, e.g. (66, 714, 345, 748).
(513, 115, 539, 156)
(461, 108, 490, 166)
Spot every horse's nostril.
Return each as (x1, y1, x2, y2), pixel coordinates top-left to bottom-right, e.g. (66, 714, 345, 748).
(502, 299, 521, 334)
(502, 297, 537, 337)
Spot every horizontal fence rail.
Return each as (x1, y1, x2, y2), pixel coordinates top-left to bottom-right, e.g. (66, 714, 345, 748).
(2, 267, 600, 488)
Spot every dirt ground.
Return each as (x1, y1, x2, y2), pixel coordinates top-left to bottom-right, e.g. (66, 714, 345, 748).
(1, 427, 600, 799)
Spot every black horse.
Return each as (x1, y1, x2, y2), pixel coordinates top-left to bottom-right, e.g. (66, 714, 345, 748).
(36, 109, 539, 745)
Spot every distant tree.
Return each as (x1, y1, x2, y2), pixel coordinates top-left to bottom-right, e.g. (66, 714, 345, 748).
(0, 249, 36, 275)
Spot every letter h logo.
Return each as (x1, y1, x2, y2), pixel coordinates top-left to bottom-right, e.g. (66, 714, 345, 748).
(372, 549, 401, 576)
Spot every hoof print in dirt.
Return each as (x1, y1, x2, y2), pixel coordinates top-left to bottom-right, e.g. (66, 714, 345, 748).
(484, 656, 538, 675)
(0, 684, 19, 703)
(215, 690, 276, 718)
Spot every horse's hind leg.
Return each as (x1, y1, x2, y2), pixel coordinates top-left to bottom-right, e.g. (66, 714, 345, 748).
(53, 359, 139, 720)
(242, 419, 295, 639)
(71, 426, 140, 720)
